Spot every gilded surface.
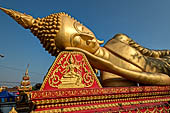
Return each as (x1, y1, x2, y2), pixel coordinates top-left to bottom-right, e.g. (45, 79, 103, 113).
(1, 7, 170, 86)
(33, 94, 170, 106)
(31, 101, 170, 113)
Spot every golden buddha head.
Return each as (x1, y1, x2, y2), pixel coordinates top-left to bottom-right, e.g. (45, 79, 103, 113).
(54, 13, 102, 54)
(0, 7, 104, 56)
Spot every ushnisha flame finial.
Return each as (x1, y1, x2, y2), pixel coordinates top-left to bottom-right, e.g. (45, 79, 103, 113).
(0, 7, 35, 29)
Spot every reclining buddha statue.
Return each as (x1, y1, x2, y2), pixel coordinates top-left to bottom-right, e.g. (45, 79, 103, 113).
(1, 7, 170, 86)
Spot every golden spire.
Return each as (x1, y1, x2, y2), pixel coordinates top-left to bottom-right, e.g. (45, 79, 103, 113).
(25, 64, 29, 76)
(18, 64, 32, 91)
(0, 7, 35, 29)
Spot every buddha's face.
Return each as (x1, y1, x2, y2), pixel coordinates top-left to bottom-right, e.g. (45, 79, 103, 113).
(54, 15, 101, 54)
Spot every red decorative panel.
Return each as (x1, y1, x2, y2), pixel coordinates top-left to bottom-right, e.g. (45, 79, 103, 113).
(31, 86, 170, 100)
(40, 51, 102, 91)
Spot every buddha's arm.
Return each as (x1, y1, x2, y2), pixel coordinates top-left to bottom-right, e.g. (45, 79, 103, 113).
(66, 47, 170, 85)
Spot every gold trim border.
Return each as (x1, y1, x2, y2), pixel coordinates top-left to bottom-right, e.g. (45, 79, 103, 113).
(33, 92, 170, 105)
(31, 88, 170, 100)
(31, 98, 170, 113)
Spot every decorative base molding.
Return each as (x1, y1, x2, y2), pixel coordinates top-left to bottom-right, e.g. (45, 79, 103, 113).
(30, 86, 170, 112)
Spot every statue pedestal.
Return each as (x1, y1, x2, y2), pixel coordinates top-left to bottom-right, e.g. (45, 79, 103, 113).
(17, 51, 170, 113)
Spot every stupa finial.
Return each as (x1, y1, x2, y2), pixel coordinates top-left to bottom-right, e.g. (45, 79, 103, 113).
(18, 64, 32, 91)
(25, 64, 29, 76)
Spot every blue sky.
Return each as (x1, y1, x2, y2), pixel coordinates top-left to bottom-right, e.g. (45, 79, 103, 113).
(1, 0, 170, 86)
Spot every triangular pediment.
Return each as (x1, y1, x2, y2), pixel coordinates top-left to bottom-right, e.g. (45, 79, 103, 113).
(40, 51, 102, 90)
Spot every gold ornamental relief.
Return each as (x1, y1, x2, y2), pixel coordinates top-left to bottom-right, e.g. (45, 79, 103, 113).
(58, 55, 85, 88)
(83, 73, 94, 87)
(48, 53, 94, 88)
(48, 68, 60, 88)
